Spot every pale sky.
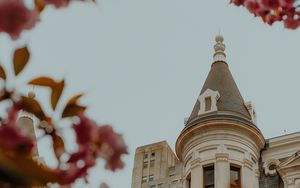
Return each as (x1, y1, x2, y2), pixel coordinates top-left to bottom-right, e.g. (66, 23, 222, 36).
(0, 0, 300, 187)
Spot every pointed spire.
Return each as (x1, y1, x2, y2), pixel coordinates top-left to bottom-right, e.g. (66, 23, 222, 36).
(213, 35, 226, 63)
(186, 35, 252, 125)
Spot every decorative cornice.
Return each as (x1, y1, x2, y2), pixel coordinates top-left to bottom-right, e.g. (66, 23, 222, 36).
(243, 158, 254, 169)
(190, 158, 201, 169)
(215, 153, 229, 162)
(176, 118, 265, 160)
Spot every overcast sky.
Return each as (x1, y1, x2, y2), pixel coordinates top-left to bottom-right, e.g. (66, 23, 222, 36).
(0, 0, 300, 187)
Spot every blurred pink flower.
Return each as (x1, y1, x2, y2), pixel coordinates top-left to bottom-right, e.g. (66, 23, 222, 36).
(44, 0, 70, 8)
(230, 0, 245, 6)
(261, 0, 280, 9)
(73, 114, 98, 148)
(279, 0, 295, 7)
(55, 162, 94, 184)
(244, 0, 261, 14)
(0, 125, 35, 155)
(0, 0, 38, 39)
(97, 125, 128, 171)
(284, 17, 300, 29)
(0, 105, 34, 155)
(231, 0, 299, 29)
(72, 114, 128, 171)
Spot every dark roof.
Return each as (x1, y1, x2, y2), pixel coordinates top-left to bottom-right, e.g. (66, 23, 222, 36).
(187, 61, 251, 124)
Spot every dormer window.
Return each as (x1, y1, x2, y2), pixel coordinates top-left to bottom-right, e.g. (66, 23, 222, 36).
(198, 89, 220, 115)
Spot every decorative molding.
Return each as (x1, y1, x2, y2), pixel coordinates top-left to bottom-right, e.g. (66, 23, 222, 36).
(263, 158, 280, 176)
(190, 158, 201, 169)
(215, 153, 229, 162)
(255, 169, 260, 178)
(243, 158, 254, 169)
(287, 178, 295, 185)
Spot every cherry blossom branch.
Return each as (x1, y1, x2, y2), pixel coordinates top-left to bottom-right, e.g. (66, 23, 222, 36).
(231, 0, 300, 29)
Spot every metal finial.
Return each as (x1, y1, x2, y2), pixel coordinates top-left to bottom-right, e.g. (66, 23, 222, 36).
(213, 34, 226, 63)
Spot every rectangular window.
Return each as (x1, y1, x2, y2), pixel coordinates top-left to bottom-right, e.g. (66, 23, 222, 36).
(149, 174, 154, 181)
(151, 152, 155, 157)
(204, 165, 214, 188)
(143, 161, 148, 168)
(205, 97, 212, 111)
(150, 160, 155, 167)
(230, 166, 241, 188)
(144, 153, 148, 159)
(142, 176, 147, 183)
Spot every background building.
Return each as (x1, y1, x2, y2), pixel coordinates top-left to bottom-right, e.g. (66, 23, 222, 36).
(131, 36, 300, 188)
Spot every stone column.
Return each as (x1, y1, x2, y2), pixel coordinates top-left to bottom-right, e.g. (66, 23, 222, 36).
(183, 179, 188, 188)
(285, 178, 296, 188)
(215, 153, 230, 188)
(191, 159, 203, 188)
(242, 158, 254, 188)
(254, 169, 260, 188)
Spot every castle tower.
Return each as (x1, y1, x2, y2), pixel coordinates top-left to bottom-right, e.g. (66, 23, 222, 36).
(176, 35, 265, 188)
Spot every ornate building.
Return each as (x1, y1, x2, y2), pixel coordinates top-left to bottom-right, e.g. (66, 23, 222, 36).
(131, 36, 300, 188)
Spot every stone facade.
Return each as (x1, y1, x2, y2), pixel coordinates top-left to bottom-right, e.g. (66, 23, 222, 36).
(131, 36, 300, 188)
(131, 141, 182, 188)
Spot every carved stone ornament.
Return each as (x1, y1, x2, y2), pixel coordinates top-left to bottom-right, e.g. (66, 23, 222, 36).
(263, 159, 280, 176)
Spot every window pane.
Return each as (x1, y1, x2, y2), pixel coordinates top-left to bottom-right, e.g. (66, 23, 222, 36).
(149, 174, 154, 181)
(150, 160, 155, 167)
(142, 176, 147, 183)
(151, 152, 155, 157)
(230, 167, 240, 188)
(205, 97, 212, 111)
(143, 162, 148, 168)
(204, 166, 214, 188)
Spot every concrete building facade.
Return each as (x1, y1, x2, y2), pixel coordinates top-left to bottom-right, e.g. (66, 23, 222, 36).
(131, 36, 300, 188)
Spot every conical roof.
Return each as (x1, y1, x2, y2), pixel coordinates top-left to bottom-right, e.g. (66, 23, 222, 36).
(186, 35, 251, 125)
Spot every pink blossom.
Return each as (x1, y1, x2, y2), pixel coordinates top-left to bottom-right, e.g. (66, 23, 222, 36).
(0, 125, 35, 155)
(244, 0, 261, 14)
(231, 0, 300, 29)
(73, 114, 98, 147)
(0, 105, 34, 155)
(261, 0, 280, 9)
(0, 0, 38, 40)
(279, 0, 295, 7)
(284, 17, 300, 29)
(43, 0, 70, 8)
(230, 0, 245, 6)
(97, 125, 128, 171)
(55, 162, 94, 184)
(264, 14, 278, 25)
(72, 114, 128, 171)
